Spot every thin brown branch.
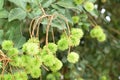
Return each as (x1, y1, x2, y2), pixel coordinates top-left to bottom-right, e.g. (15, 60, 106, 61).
(51, 28, 55, 43)
(42, 64, 49, 71)
(45, 15, 54, 45)
(37, 1, 46, 15)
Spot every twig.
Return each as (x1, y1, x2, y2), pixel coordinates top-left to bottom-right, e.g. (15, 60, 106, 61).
(51, 28, 55, 43)
(39, 3, 46, 15)
(42, 64, 49, 71)
(45, 15, 54, 45)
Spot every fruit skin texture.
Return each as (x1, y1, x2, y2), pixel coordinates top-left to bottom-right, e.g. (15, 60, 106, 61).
(30, 68, 41, 78)
(22, 38, 40, 55)
(69, 36, 80, 47)
(50, 58, 63, 72)
(84, 1, 94, 12)
(2, 40, 13, 50)
(43, 54, 55, 67)
(14, 72, 28, 80)
(7, 48, 18, 56)
(71, 28, 84, 39)
(90, 25, 106, 42)
(57, 38, 69, 51)
(28, 37, 39, 43)
(67, 52, 79, 63)
(43, 43, 57, 54)
(22, 42, 39, 55)
(97, 33, 106, 42)
(69, 28, 84, 47)
(90, 26, 103, 38)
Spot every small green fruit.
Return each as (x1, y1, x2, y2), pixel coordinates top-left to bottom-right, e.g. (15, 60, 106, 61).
(50, 58, 63, 72)
(72, 16, 80, 23)
(43, 54, 55, 67)
(97, 33, 106, 42)
(57, 38, 69, 51)
(90, 27, 103, 38)
(2, 40, 13, 50)
(30, 68, 41, 78)
(7, 48, 18, 56)
(84, 2, 94, 11)
(67, 52, 79, 63)
(71, 28, 84, 39)
(69, 36, 80, 47)
(101, 75, 107, 80)
(43, 43, 57, 54)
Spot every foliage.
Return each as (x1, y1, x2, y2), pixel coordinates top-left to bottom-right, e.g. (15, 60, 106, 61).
(0, 0, 120, 80)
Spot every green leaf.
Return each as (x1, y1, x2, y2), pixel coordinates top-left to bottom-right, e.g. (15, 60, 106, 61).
(89, 9, 98, 18)
(4, 21, 26, 48)
(0, 19, 7, 26)
(65, 9, 73, 24)
(51, 4, 65, 14)
(8, 0, 26, 9)
(5, 27, 14, 40)
(0, 30, 3, 44)
(41, 0, 55, 8)
(0, 0, 4, 9)
(14, 35, 26, 48)
(56, 0, 76, 9)
(8, 8, 26, 22)
(52, 21, 66, 30)
(28, 7, 42, 19)
(0, 9, 9, 18)
(5, 21, 20, 39)
(42, 18, 66, 30)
